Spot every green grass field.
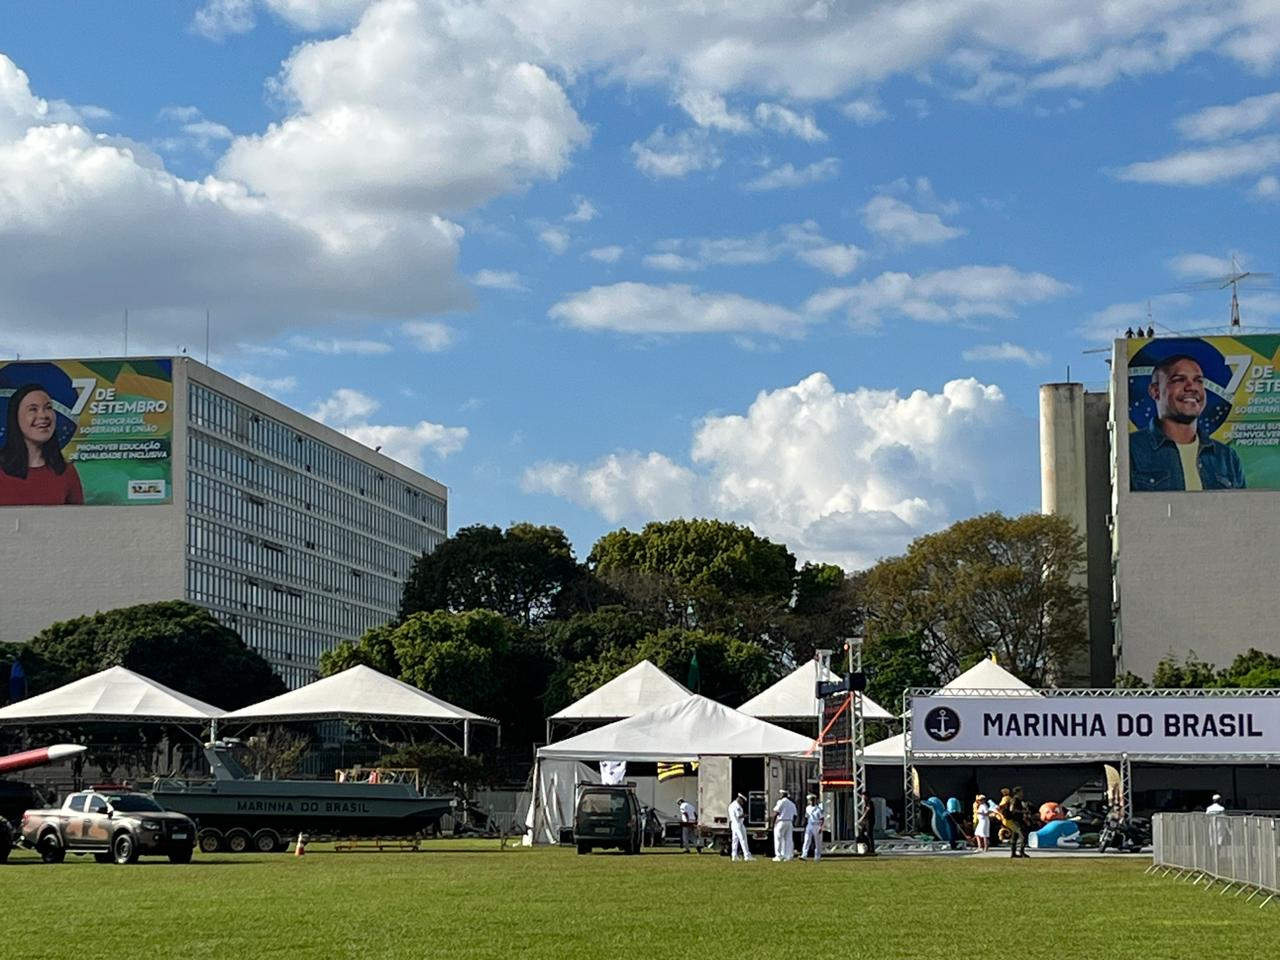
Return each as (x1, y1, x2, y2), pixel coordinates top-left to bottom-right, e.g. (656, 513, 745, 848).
(5, 842, 1274, 960)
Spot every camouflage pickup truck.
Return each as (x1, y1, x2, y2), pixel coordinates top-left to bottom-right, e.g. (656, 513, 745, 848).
(20, 788, 197, 864)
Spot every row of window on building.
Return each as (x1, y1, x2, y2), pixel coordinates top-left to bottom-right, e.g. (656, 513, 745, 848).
(188, 383, 447, 532)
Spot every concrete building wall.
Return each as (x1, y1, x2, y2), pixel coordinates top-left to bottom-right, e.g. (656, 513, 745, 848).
(1082, 391, 1116, 685)
(1111, 344, 1280, 680)
(0, 503, 185, 644)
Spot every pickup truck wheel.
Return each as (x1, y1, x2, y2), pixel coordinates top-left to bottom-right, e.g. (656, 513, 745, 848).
(225, 829, 251, 854)
(197, 829, 223, 854)
(38, 832, 66, 864)
(576, 842, 590, 855)
(0, 822, 11, 863)
(112, 832, 139, 865)
(168, 846, 194, 864)
(94, 853, 115, 864)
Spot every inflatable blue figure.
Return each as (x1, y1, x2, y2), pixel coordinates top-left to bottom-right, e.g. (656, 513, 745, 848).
(922, 796, 958, 845)
(1030, 820, 1081, 848)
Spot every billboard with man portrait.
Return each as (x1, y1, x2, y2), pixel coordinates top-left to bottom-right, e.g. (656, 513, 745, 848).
(0, 358, 173, 507)
(1127, 335, 1280, 492)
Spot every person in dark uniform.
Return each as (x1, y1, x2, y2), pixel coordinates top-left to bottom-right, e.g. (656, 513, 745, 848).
(1001, 786, 1029, 858)
(856, 789, 877, 856)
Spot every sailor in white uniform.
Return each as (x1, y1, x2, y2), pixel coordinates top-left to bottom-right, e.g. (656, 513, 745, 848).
(801, 793, 824, 861)
(772, 789, 797, 861)
(728, 792, 752, 861)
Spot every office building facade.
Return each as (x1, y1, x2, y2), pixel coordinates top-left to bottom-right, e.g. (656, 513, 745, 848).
(1, 357, 447, 687)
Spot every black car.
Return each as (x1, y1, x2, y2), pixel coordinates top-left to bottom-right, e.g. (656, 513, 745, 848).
(573, 785, 643, 855)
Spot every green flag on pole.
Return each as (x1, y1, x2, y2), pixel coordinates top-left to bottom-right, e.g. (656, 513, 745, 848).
(686, 652, 701, 693)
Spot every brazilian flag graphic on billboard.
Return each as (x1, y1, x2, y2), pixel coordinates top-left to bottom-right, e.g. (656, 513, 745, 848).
(0, 358, 173, 506)
(1127, 335, 1280, 492)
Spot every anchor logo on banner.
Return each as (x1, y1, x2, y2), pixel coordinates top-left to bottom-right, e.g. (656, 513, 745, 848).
(923, 706, 961, 742)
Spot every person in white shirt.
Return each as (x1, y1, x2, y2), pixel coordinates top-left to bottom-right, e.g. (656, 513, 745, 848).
(1205, 793, 1225, 815)
(728, 792, 752, 861)
(1206, 793, 1228, 847)
(678, 797, 699, 853)
(973, 794, 991, 852)
(772, 789, 797, 861)
(801, 793, 824, 861)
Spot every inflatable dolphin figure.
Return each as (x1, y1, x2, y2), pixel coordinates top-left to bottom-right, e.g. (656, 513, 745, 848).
(922, 796, 957, 845)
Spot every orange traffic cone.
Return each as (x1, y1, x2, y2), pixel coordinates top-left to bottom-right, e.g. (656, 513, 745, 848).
(294, 832, 306, 857)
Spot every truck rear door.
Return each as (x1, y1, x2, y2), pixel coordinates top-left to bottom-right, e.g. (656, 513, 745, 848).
(697, 755, 732, 828)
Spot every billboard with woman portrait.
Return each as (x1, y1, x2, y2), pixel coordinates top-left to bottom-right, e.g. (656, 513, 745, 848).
(0, 358, 173, 506)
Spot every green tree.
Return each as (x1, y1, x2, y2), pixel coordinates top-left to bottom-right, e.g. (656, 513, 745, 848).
(861, 632, 939, 711)
(589, 519, 797, 640)
(399, 523, 603, 626)
(780, 563, 865, 666)
(319, 623, 400, 677)
(1151, 651, 1217, 689)
(863, 513, 1087, 685)
(22, 600, 284, 709)
(538, 607, 656, 716)
(1214, 648, 1280, 688)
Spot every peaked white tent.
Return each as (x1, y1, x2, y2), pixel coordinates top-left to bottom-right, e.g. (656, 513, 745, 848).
(864, 658, 1039, 765)
(527, 695, 815, 844)
(0, 666, 224, 724)
(738, 660, 894, 722)
(538, 694, 814, 762)
(219, 665, 498, 754)
(546, 660, 690, 740)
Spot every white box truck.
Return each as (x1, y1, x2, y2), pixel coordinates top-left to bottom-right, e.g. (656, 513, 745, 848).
(696, 754, 817, 853)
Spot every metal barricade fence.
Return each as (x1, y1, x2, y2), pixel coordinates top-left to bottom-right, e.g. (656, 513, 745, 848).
(1151, 813, 1279, 907)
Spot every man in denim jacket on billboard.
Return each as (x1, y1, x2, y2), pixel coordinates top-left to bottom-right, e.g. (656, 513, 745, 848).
(1130, 354, 1246, 492)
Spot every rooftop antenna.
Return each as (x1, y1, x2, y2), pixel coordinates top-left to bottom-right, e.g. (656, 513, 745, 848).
(1182, 255, 1273, 331)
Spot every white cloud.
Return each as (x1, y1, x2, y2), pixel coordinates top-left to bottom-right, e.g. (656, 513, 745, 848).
(644, 252, 703, 272)
(1175, 91, 1280, 141)
(1116, 136, 1280, 185)
(218, 2, 589, 219)
(191, 0, 256, 39)
(524, 372, 1034, 569)
(564, 197, 597, 222)
(402, 320, 455, 351)
(631, 126, 720, 178)
(260, 0, 371, 32)
(549, 282, 807, 337)
(753, 102, 826, 142)
(587, 245, 624, 263)
(648, 222, 860, 276)
(677, 89, 752, 133)
(236, 373, 298, 398)
(310, 387, 468, 468)
(962, 342, 1049, 366)
(523, 452, 699, 523)
(289, 335, 393, 355)
(1253, 174, 1280, 199)
(473, 268, 527, 291)
(842, 97, 888, 125)
(808, 266, 1073, 330)
(744, 157, 839, 191)
(860, 178, 965, 247)
(1076, 293, 1192, 342)
(538, 227, 570, 254)
(795, 243, 863, 277)
(1167, 253, 1236, 280)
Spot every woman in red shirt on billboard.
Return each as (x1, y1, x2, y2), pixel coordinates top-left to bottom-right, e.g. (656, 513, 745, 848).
(0, 383, 84, 506)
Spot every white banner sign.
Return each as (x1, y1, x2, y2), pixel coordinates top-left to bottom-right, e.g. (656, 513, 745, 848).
(910, 696, 1280, 756)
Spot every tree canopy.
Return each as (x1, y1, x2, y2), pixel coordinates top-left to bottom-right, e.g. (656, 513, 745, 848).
(5, 600, 284, 709)
(862, 512, 1087, 685)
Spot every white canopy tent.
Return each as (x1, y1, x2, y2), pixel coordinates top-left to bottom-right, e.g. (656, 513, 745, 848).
(864, 658, 1039, 765)
(538, 694, 814, 762)
(527, 695, 815, 844)
(738, 659, 894, 723)
(546, 660, 690, 741)
(218, 665, 498, 754)
(0, 666, 224, 725)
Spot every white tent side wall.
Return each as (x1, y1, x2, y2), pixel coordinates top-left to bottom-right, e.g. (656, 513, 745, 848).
(523, 759, 599, 845)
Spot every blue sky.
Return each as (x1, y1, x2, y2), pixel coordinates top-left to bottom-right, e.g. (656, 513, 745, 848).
(2, 0, 1278, 569)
